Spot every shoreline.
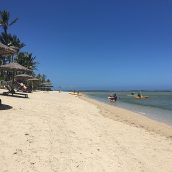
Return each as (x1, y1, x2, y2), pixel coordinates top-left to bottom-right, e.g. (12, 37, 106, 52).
(80, 93, 172, 139)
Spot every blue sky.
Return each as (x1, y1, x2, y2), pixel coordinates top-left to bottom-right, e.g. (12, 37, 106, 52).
(1, 0, 172, 90)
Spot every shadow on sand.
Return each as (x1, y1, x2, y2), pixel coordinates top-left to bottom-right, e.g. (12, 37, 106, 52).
(0, 104, 13, 110)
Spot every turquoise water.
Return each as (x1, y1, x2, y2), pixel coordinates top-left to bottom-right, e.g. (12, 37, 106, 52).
(83, 91, 172, 126)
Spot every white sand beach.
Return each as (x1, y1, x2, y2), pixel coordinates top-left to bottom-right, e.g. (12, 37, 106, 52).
(0, 90, 172, 172)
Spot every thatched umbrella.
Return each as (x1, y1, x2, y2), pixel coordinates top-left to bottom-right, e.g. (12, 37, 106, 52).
(15, 74, 33, 80)
(39, 82, 53, 91)
(41, 82, 53, 88)
(0, 42, 16, 56)
(0, 62, 30, 71)
(28, 78, 39, 90)
(28, 78, 39, 81)
(0, 62, 31, 89)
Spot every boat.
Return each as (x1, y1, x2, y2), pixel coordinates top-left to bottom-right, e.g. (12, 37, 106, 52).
(134, 91, 149, 99)
(134, 96, 149, 99)
(131, 92, 135, 95)
(127, 92, 136, 96)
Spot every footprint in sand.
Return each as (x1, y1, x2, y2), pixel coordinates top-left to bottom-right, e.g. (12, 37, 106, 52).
(25, 133, 34, 143)
(13, 149, 23, 155)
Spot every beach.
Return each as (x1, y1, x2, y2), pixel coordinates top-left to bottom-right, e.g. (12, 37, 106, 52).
(0, 90, 172, 171)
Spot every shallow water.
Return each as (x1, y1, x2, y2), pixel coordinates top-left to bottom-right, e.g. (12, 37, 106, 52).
(83, 91, 172, 126)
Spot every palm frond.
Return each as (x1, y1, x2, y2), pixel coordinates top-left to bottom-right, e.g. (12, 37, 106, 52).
(9, 18, 18, 26)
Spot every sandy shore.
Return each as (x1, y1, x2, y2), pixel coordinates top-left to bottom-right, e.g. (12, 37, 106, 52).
(81, 94, 172, 138)
(0, 90, 172, 171)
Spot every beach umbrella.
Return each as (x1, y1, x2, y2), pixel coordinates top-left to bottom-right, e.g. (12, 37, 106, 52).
(0, 62, 31, 71)
(41, 82, 53, 88)
(28, 78, 39, 81)
(39, 82, 53, 91)
(28, 78, 39, 90)
(0, 42, 16, 56)
(15, 74, 33, 80)
(0, 62, 31, 89)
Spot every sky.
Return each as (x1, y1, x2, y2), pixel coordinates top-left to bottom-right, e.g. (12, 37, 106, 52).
(0, 0, 172, 90)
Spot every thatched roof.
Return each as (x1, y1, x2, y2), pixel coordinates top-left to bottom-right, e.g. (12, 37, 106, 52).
(15, 74, 33, 79)
(0, 62, 31, 71)
(41, 82, 53, 87)
(28, 78, 39, 81)
(0, 42, 16, 56)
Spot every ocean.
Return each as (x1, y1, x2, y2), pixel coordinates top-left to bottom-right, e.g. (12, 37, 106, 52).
(83, 91, 172, 126)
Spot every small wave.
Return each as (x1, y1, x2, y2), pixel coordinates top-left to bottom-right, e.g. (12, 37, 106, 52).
(137, 111, 146, 115)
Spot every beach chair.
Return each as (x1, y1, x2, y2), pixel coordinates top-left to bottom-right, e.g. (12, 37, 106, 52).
(3, 85, 28, 98)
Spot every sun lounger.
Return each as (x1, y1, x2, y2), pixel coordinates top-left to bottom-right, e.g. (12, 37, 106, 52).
(3, 85, 28, 98)
(14, 81, 32, 93)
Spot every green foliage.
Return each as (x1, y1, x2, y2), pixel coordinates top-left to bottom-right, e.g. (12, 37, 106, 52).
(0, 75, 4, 80)
(46, 79, 51, 83)
(0, 32, 25, 50)
(0, 10, 18, 34)
(15, 52, 38, 71)
(36, 73, 51, 83)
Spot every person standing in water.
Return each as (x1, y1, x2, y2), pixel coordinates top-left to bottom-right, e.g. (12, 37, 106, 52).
(109, 93, 118, 102)
(113, 93, 117, 102)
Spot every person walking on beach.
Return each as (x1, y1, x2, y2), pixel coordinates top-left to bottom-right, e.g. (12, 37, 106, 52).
(58, 86, 61, 93)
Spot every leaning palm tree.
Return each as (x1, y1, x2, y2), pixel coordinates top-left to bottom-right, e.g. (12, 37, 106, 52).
(0, 10, 18, 34)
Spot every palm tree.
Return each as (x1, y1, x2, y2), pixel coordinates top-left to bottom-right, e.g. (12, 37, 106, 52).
(47, 79, 51, 83)
(15, 52, 38, 71)
(36, 73, 41, 80)
(42, 74, 46, 83)
(0, 10, 18, 34)
(36, 73, 48, 83)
